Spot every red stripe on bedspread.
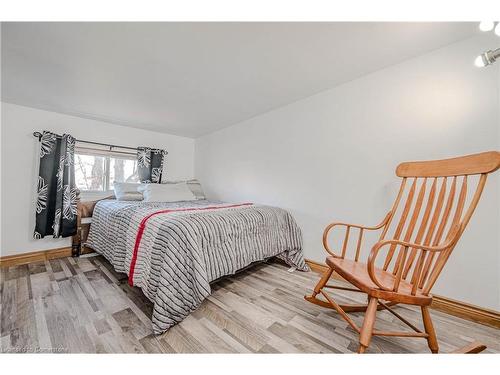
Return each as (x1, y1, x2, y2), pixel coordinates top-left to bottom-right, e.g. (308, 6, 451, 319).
(128, 203, 253, 286)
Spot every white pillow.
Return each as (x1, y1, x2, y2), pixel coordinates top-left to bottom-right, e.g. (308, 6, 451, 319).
(163, 179, 206, 200)
(118, 192, 144, 201)
(141, 182, 197, 202)
(113, 183, 144, 200)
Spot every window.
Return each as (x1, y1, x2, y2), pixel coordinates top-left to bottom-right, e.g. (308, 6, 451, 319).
(74, 147, 139, 192)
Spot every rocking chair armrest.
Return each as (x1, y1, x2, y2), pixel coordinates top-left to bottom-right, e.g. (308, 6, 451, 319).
(367, 225, 461, 291)
(323, 211, 392, 257)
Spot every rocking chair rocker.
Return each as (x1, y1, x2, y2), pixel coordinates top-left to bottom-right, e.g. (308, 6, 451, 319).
(305, 151, 500, 353)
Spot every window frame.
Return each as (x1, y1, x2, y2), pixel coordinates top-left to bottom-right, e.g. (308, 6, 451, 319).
(74, 145, 138, 194)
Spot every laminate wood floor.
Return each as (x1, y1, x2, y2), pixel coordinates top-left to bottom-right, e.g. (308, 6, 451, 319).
(1, 255, 498, 353)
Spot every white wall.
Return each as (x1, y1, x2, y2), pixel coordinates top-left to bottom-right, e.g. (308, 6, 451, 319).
(195, 35, 500, 310)
(0, 103, 195, 256)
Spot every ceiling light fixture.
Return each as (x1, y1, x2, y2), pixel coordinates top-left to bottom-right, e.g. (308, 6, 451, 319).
(479, 21, 495, 32)
(474, 48, 500, 67)
(495, 23, 500, 36)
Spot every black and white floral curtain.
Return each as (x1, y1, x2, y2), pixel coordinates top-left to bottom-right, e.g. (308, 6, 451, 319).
(34, 131, 78, 239)
(137, 147, 166, 183)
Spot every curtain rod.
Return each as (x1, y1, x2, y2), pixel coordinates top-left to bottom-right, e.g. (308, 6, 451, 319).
(32, 131, 167, 153)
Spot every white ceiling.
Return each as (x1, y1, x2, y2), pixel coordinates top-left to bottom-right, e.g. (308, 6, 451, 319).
(1, 22, 478, 138)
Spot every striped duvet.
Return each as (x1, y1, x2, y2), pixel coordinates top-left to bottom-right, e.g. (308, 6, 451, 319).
(86, 199, 308, 334)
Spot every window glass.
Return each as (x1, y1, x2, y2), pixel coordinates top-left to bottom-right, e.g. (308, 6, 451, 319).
(74, 150, 138, 191)
(75, 154, 106, 191)
(109, 157, 139, 188)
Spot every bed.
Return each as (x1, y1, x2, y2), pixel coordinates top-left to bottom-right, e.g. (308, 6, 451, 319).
(83, 198, 308, 334)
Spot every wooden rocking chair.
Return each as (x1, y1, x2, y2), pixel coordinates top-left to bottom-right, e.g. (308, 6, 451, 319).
(305, 151, 500, 353)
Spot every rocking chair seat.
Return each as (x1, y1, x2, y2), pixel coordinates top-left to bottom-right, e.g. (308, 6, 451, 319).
(325, 256, 433, 306)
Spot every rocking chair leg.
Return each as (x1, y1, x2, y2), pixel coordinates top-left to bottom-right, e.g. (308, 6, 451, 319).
(312, 266, 334, 296)
(421, 306, 439, 354)
(358, 296, 378, 354)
